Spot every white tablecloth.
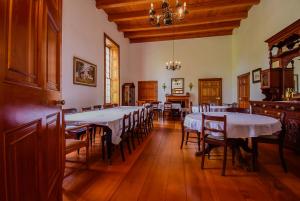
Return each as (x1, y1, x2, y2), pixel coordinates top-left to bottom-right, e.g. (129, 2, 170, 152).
(65, 106, 143, 144)
(192, 105, 230, 113)
(158, 103, 182, 111)
(184, 112, 281, 138)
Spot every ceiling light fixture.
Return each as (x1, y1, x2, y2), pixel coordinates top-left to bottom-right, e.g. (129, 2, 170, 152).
(149, 0, 188, 26)
(166, 40, 182, 71)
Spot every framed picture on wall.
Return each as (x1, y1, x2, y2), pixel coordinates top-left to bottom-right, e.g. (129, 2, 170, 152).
(73, 57, 97, 87)
(252, 68, 261, 83)
(171, 78, 184, 94)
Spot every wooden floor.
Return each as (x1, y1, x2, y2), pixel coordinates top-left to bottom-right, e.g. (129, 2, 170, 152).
(63, 119, 300, 201)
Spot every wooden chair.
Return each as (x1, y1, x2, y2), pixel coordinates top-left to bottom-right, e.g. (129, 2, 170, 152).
(103, 103, 114, 109)
(64, 124, 90, 177)
(252, 112, 287, 172)
(82, 106, 92, 112)
(93, 105, 102, 110)
(199, 103, 211, 112)
(162, 102, 173, 120)
(139, 108, 147, 137)
(180, 111, 201, 152)
(146, 105, 154, 132)
(201, 113, 235, 176)
(226, 107, 250, 113)
(151, 101, 161, 119)
(119, 113, 132, 161)
(131, 110, 141, 148)
(63, 108, 77, 114)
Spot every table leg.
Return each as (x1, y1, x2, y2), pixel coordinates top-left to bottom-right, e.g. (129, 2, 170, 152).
(105, 130, 112, 165)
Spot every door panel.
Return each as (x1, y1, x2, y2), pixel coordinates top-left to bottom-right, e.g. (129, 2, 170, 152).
(198, 78, 222, 105)
(238, 73, 250, 108)
(138, 81, 158, 102)
(0, 0, 63, 201)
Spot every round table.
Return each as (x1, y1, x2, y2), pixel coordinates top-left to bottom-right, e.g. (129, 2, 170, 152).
(184, 112, 282, 138)
(192, 105, 230, 113)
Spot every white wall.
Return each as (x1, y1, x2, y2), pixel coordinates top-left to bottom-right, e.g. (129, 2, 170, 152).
(128, 36, 233, 104)
(62, 0, 130, 110)
(232, 0, 300, 101)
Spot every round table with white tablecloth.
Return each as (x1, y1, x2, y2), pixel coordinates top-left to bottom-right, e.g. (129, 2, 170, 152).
(192, 105, 231, 113)
(184, 112, 282, 138)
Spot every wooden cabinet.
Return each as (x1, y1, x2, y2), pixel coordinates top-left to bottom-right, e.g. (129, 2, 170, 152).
(0, 0, 63, 200)
(138, 81, 158, 102)
(198, 78, 222, 105)
(250, 101, 300, 153)
(122, 83, 135, 106)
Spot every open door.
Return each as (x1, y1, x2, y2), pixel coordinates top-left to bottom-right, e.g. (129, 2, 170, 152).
(0, 0, 64, 200)
(238, 73, 250, 108)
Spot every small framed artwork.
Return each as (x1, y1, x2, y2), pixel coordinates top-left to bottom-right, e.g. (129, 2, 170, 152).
(294, 74, 299, 93)
(171, 78, 184, 94)
(252, 68, 261, 83)
(73, 57, 97, 87)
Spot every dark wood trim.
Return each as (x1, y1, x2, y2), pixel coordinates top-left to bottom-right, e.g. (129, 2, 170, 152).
(104, 33, 120, 105)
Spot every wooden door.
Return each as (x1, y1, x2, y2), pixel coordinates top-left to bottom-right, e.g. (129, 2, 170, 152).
(198, 78, 222, 105)
(0, 0, 63, 201)
(138, 81, 158, 102)
(238, 73, 250, 108)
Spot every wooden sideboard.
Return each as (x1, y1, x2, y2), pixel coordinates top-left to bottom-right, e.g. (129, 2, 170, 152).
(166, 94, 190, 108)
(250, 101, 300, 153)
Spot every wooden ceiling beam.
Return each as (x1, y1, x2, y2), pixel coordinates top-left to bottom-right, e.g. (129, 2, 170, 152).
(96, 0, 151, 9)
(130, 30, 233, 43)
(119, 12, 247, 32)
(124, 21, 240, 38)
(108, 0, 259, 22)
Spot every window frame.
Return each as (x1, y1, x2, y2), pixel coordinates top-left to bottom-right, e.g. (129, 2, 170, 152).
(104, 33, 120, 104)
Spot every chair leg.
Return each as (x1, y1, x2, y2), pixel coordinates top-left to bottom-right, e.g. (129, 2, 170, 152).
(185, 132, 190, 145)
(222, 145, 228, 176)
(252, 139, 257, 171)
(232, 146, 236, 166)
(197, 132, 201, 152)
(131, 131, 136, 150)
(201, 139, 206, 169)
(180, 130, 185, 149)
(101, 135, 106, 160)
(86, 143, 89, 168)
(120, 141, 125, 161)
(126, 137, 132, 154)
(279, 143, 288, 172)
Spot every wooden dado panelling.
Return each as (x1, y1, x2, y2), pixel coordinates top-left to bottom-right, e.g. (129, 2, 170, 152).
(138, 81, 158, 102)
(4, 120, 42, 201)
(4, 0, 39, 87)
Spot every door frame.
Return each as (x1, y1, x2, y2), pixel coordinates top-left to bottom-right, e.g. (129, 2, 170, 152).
(198, 78, 222, 105)
(237, 72, 250, 108)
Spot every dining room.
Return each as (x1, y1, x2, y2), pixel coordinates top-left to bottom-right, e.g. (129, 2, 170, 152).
(1, 0, 300, 201)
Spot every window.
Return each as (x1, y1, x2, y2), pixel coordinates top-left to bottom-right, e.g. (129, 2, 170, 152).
(104, 34, 120, 104)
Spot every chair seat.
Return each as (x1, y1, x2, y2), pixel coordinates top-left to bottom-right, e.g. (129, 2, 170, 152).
(206, 134, 224, 141)
(65, 139, 86, 153)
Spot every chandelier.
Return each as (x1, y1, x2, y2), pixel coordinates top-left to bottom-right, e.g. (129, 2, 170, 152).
(149, 0, 188, 26)
(166, 40, 182, 71)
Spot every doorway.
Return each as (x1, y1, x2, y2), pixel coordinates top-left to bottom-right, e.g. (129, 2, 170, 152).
(198, 78, 222, 105)
(237, 73, 250, 108)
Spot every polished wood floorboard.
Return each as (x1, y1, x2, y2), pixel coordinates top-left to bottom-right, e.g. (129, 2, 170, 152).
(63, 120, 300, 201)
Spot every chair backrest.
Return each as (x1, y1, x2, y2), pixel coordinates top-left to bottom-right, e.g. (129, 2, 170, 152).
(226, 107, 250, 113)
(132, 110, 140, 129)
(202, 113, 227, 140)
(151, 101, 160, 109)
(82, 107, 92, 112)
(93, 105, 102, 110)
(164, 102, 172, 110)
(122, 113, 131, 134)
(199, 103, 210, 112)
(103, 103, 113, 109)
(63, 108, 77, 114)
(140, 108, 145, 123)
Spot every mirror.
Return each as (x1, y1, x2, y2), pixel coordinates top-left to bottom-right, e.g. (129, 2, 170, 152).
(287, 56, 300, 93)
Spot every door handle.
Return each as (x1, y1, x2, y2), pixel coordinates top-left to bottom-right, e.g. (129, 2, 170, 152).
(216, 97, 220, 100)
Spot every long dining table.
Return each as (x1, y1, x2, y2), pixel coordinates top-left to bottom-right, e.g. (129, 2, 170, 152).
(64, 106, 143, 163)
(184, 112, 282, 169)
